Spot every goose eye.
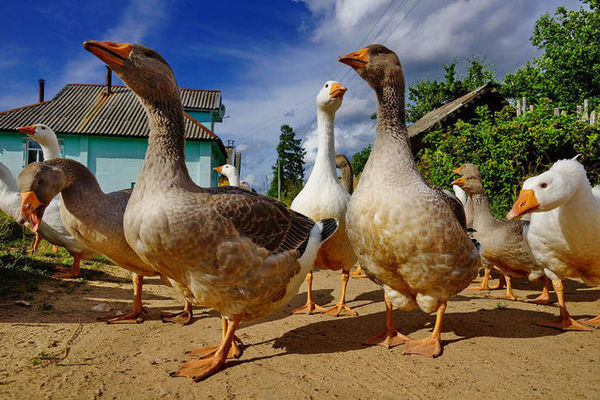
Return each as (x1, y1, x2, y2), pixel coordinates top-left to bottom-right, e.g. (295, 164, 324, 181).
(540, 183, 548, 189)
(145, 51, 155, 58)
(41, 126, 46, 130)
(325, 84, 329, 88)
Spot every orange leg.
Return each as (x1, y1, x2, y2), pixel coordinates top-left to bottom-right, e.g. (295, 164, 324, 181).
(323, 270, 358, 316)
(52, 253, 82, 279)
(404, 302, 446, 358)
(30, 233, 42, 254)
(161, 300, 194, 325)
(175, 314, 242, 381)
(581, 315, 600, 329)
(487, 274, 506, 290)
(52, 245, 59, 253)
(291, 271, 327, 315)
(529, 276, 552, 305)
(469, 267, 491, 290)
(537, 279, 591, 331)
(363, 293, 408, 348)
(100, 274, 147, 324)
(187, 315, 243, 359)
(492, 275, 517, 301)
(350, 264, 368, 279)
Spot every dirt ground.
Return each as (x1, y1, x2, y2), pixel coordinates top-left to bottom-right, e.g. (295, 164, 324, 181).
(0, 265, 599, 400)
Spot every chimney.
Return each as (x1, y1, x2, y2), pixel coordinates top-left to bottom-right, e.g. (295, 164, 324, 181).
(38, 79, 45, 102)
(105, 66, 112, 95)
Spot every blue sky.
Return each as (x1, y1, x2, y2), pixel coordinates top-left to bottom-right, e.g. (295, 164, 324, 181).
(0, 0, 584, 191)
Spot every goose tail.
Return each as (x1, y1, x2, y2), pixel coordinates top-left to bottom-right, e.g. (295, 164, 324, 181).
(297, 218, 338, 270)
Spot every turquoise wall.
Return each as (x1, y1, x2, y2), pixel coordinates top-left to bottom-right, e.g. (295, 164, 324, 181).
(186, 110, 214, 131)
(0, 131, 221, 192)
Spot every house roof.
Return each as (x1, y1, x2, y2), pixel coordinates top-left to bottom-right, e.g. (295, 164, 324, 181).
(407, 82, 509, 139)
(0, 84, 226, 155)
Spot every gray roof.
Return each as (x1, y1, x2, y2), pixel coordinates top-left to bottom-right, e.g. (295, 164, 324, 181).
(0, 84, 225, 151)
(407, 82, 508, 139)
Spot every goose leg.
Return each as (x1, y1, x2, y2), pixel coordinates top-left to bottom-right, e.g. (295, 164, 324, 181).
(581, 315, 600, 329)
(161, 300, 194, 325)
(100, 274, 147, 324)
(52, 245, 59, 253)
(175, 314, 242, 381)
(492, 275, 517, 301)
(323, 270, 358, 316)
(291, 271, 327, 315)
(363, 294, 408, 348)
(487, 274, 506, 290)
(529, 276, 552, 304)
(404, 302, 446, 358)
(468, 267, 491, 290)
(350, 264, 368, 279)
(537, 279, 591, 331)
(52, 253, 82, 279)
(187, 315, 243, 359)
(30, 233, 42, 254)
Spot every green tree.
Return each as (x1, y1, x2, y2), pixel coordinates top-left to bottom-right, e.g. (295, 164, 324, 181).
(501, 0, 600, 108)
(416, 102, 600, 217)
(407, 57, 497, 123)
(350, 144, 372, 175)
(267, 124, 305, 204)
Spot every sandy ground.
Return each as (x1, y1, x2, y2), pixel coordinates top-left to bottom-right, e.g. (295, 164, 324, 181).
(0, 266, 599, 400)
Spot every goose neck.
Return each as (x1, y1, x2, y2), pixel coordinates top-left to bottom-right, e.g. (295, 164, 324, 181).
(40, 139, 61, 160)
(313, 107, 337, 178)
(471, 191, 494, 222)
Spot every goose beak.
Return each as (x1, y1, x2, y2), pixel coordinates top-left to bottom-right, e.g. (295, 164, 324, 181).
(17, 125, 36, 136)
(329, 83, 347, 99)
(338, 47, 369, 69)
(214, 166, 223, 173)
(451, 177, 466, 187)
(83, 40, 132, 68)
(452, 167, 462, 175)
(507, 189, 539, 220)
(19, 191, 46, 233)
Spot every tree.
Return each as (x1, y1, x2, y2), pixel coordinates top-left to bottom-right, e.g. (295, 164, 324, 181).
(501, 0, 600, 108)
(267, 124, 305, 204)
(407, 57, 497, 123)
(350, 144, 372, 175)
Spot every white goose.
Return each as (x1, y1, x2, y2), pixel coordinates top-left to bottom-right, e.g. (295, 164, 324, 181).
(508, 158, 600, 330)
(290, 80, 358, 317)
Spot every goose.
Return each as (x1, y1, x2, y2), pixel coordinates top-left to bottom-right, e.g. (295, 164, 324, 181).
(214, 164, 240, 187)
(507, 158, 600, 330)
(452, 164, 549, 303)
(17, 158, 195, 324)
(83, 40, 338, 380)
(339, 44, 480, 358)
(336, 154, 366, 279)
(290, 81, 359, 317)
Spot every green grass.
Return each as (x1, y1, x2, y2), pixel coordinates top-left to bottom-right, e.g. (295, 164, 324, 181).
(30, 351, 55, 365)
(0, 210, 116, 299)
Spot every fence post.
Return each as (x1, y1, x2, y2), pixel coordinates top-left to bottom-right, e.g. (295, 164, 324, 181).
(516, 99, 521, 116)
(584, 99, 589, 121)
(591, 110, 596, 125)
(522, 96, 527, 114)
(554, 108, 560, 116)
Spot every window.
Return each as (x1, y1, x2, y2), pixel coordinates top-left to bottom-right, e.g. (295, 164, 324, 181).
(24, 139, 65, 165)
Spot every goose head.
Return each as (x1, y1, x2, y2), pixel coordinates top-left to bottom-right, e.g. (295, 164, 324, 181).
(338, 44, 403, 90)
(317, 81, 346, 113)
(17, 124, 58, 150)
(451, 174, 483, 197)
(507, 159, 589, 220)
(453, 163, 481, 178)
(16, 162, 67, 232)
(214, 164, 238, 180)
(83, 40, 178, 102)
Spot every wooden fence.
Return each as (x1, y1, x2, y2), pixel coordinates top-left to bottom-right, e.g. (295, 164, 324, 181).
(515, 97, 597, 125)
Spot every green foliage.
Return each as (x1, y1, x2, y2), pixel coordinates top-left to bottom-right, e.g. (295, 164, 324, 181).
(416, 102, 600, 217)
(267, 124, 306, 203)
(407, 57, 497, 123)
(350, 144, 372, 175)
(502, 1, 600, 108)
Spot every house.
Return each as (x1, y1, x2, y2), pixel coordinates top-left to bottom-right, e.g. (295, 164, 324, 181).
(0, 72, 227, 192)
(407, 82, 509, 154)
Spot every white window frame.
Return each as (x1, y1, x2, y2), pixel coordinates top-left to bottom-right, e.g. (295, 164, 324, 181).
(23, 139, 65, 165)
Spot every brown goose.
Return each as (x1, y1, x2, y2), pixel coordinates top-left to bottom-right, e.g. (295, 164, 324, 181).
(339, 44, 480, 358)
(17, 158, 193, 324)
(83, 40, 338, 381)
(452, 164, 549, 303)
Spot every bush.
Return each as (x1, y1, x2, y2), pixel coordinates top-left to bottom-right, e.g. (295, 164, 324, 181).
(416, 101, 600, 217)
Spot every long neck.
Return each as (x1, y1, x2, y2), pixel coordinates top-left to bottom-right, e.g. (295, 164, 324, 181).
(138, 96, 193, 187)
(311, 107, 337, 181)
(47, 159, 104, 207)
(470, 190, 495, 224)
(40, 137, 61, 160)
(227, 172, 240, 187)
(339, 164, 353, 194)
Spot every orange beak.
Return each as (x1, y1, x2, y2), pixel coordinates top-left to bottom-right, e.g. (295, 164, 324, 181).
(19, 191, 45, 233)
(452, 166, 462, 175)
(451, 177, 466, 187)
(83, 40, 132, 68)
(338, 47, 369, 69)
(214, 166, 223, 173)
(17, 125, 36, 136)
(507, 189, 539, 220)
(329, 83, 347, 99)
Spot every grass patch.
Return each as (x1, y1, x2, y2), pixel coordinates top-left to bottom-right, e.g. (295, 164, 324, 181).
(495, 302, 507, 309)
(30, 351, 55, 365)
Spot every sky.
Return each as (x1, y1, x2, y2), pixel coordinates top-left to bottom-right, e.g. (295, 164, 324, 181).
(0, 0, 584, 192)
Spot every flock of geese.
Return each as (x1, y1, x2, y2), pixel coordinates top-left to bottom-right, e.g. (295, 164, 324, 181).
(1, 41, 599, 382)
